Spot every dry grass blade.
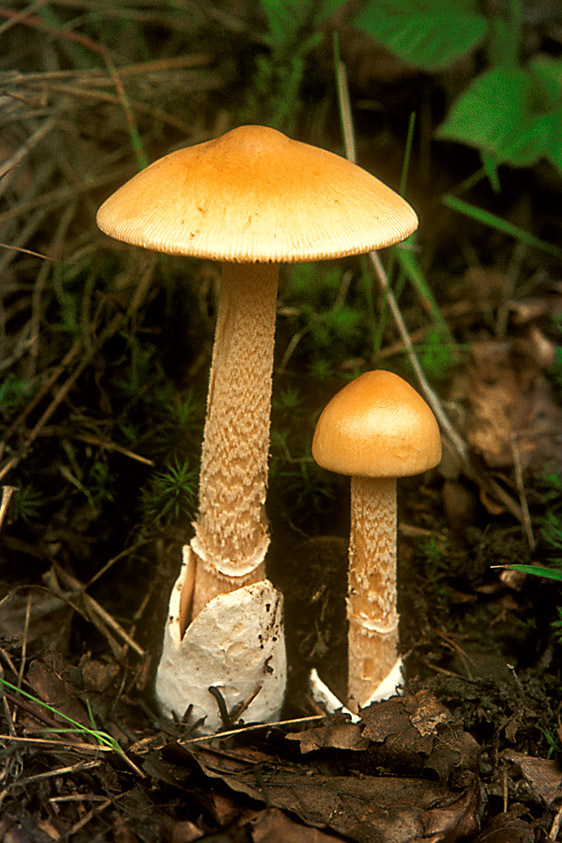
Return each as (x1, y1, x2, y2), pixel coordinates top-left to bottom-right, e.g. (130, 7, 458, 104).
(0, 254, 157, 481)
(44, 563, 146, 658)
(334, 53, 524, 525)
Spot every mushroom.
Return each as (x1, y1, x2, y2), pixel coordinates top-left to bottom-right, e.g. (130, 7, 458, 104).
(97, 126, 418, 731)
(312, 370, 442, 712)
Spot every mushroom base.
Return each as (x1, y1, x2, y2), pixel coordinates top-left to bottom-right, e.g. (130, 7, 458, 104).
(309, 659, 404, 721)
(155, 544, 286, 735)
(187, 535, 266, 623)
(347, 619, 400, 712)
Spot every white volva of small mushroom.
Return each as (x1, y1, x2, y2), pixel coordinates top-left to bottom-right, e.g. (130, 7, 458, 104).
(312, 370, 442, 713)
(97, 126, 418, 730)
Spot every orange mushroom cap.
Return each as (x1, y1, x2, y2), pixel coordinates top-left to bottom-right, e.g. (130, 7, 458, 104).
(312, 370, 442, 478)
(96, 125, 418, 264)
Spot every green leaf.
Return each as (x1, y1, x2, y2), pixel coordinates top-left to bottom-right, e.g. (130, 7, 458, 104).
(528, 55, 562, 108)
(501, 564, 562, 582)
(438, 64, 562, 171)
(438, 67, 528, 161)
(352, 0, 487, 70)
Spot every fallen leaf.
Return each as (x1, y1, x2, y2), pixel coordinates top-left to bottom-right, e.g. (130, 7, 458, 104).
(360, 691, 480, 785)
(503, 749, 562, 807)
(472, 805, 535, 842)
(27, 655, 89, 726)
(460, 340, 562, 471)
(285, 712, 368, 754)
(180, 729, 481, 843)
(250, 807, 343, 842)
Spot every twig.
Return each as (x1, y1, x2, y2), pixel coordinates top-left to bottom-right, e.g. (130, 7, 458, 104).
(0, 485, 17, 530)
(0, 254, 157, 481)
(369, 250, 471, 468)
(0, 242, 61, 261)
(0, 116, 57, 199)
(510, 434, 535, 550)
(46, 564, 146, 658)
(69, 432, 154, 466)
(180, 713, 325, 745)
(549, 803, 562, 841)
(17, 594, 32, 690)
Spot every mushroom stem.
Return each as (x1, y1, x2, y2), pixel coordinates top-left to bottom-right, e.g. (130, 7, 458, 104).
(347, 475, 399, 712)
(189, 262, 279, 620)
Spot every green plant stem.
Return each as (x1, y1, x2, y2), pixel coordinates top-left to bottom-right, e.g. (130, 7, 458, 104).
(443, 195, 562, 257)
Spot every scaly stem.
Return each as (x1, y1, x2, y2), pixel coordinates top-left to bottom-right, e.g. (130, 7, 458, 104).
(347, 475, 399, 711)
(187, 262, 279, 622)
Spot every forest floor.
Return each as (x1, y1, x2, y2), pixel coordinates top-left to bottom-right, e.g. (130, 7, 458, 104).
(1, 3, 562, 841)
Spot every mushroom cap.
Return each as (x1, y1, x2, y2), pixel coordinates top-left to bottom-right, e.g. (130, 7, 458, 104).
(312, 370, 442, 478)
(96, 125, 418, 264)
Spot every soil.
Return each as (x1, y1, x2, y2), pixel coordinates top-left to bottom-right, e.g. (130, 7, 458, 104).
(1, 3, 562, 842)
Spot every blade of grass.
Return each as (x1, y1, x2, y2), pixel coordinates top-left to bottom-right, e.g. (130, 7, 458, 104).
(395, 245, 454, 342)
(443, 194, 562, 257)
(1, 677, 144, 774)
(1, 677, 115, 749)
(492, 563, 562, 581)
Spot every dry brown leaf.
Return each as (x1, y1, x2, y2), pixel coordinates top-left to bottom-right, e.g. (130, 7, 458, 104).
(360, 691, 479, 786)
(503, 749, 562, 807)
(458, 340, 562, 470)
(285, 712, 368, 754)
(472, 805, 535, 843)
(250, 808, 343, 842)
(27, 654, 89, 726)
(179, 701, 481, 843)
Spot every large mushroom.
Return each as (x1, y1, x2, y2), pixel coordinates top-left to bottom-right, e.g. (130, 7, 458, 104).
(312, 370, 442, 712)
(97, 126, 418, 731)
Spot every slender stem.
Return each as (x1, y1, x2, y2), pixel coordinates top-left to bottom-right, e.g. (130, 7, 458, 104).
(190, 263, 279, 616)
(347, 475, 399, 711)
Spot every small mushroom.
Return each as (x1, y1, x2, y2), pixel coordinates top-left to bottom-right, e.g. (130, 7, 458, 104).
(312, 370, 442, 712)
(97, 127, 418, 731)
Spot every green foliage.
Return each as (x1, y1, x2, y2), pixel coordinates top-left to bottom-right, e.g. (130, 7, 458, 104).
(274, 385, 305, 421)
(108, 329, 203, 462)
(283, 263, 368, 372)
(0, 373, 35, 415)
(308, 356, 335, 383)
(243, 0, 344, 130)
(547, 347, 562, 391)
(502, 563, 562, 582)
(418, 535, 450, 602)
(353, 0, 562, 177)
(419, 535, 448, 571)
(551, 606, 562, 643)
(442, 196, 562, 258)
(437, 60, 562, 172)
(539, 510, 562, 558)
(88, 459, 117, 505)
(501, 475, 562, 583)
(12, 485, 44, 523)
(140, 458, 198, 528)
(150, 389, 202, 459)
(0, 677, 132, 762)
(417, 327, 455, 381)
(352, 0, 487, 71)
(276, 457, 337, 518)
(540, 726, 562, 759)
